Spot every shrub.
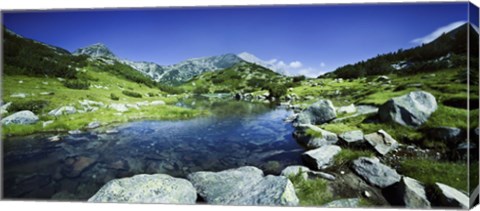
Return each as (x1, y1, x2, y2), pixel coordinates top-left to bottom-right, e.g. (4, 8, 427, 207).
(193, 86, 209, 95)
(122, 90, 142, 98)
(110, 93, 119, 101)
(63, 79, 90, 90)
(292, 75, 306, 82)
(147, 92, 157, 97)
(9, 100, 49, 113)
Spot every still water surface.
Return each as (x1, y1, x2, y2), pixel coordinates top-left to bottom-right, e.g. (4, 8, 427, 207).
(3, 100, 304, 200)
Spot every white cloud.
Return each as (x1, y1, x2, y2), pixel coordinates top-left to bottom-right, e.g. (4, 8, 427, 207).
(411, 20, 466, 45)
(289, 61, 302, 69)
(237, 52, 326, 77)
(320, 62, 326, 67)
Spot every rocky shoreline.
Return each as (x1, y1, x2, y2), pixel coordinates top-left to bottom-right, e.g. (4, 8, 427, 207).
(85, 90, 473, 208)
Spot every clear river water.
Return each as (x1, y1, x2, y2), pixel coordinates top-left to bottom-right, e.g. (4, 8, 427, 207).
(2, 99, 305, 200)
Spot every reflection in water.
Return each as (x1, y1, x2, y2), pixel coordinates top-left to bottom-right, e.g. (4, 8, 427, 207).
(3, 100, 304, 200)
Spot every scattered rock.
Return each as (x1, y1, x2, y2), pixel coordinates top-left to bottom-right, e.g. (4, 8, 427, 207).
(86, 121, 101, 129)
(294, 124, 338, 148)
(375, 75, 390, 82)
(427, 127, 465, 142)
(187, 166, 299, 206)
(109, 103, 128, 112)
(351, 157, 401, 188)
(39, 92, 54, 95)
(302, 145, 341, 170)
(281, 165, 310, 180)
(10, 93, 27, 98)
(399, 177, 431, 208)
(379, 91, 437, 127)
(435, 182, 469, 208)
(364, 130, 398, 155)
(323, 198, 360, 208)
(88, 174, 197, 204)
(1, 102, 12, 115)
(364, 190, 371, 198)
(284, 114, 298, 123)
(48, 106, 77, 116)
(337, 104, 356, 114)
(295, 99, 336, 125)
(1, 110, 39, 125)
(339, 130, 364, 144)
(42, 120, 54, 128)
(62, 156, 96, 178)
(309, 171, 336, 181)
(150, 100, 166, 106)
(136, 101, 149, 107)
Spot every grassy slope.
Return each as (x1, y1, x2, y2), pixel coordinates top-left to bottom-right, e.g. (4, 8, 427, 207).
(289, 68, 475, 195)
(2, 68, 206, 137)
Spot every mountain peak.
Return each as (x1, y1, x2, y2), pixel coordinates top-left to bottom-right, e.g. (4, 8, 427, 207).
(73, 43, 117, 59)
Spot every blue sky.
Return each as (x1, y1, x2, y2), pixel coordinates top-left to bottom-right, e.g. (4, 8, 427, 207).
(3, 3, 470, 76)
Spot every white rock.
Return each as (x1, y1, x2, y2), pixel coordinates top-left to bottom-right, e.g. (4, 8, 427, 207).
(109, 103, 128, 112)
(42, 120, 54, 128)
(150, 100, 166, 106)
(1, 110, 39, 125)
(337, 104, 357, 114)
(48, 106, 77, 116)
(10, 93, 27, 98)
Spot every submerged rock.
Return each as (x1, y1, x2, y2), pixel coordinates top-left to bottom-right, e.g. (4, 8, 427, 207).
(364, 130, 398, 155)
(295, 99, 336, 125)
(187, 166, 299, 206)
(88, 174, 197, 204)
(62, 156, 97, 178)
(1, 110, 39, 125)
(302, 145, 341, 170)
(435, 182, 469, 208)
(351, 157, 400, 188)
(379, 91, 437, 127)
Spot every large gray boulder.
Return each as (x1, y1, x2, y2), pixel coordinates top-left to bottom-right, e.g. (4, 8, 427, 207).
(399, 177, 431, 208)
(364, 130, 398, 155)
(351, 157, 401, 188)
(1, 110, 39, 125)
(435, 182, 469, 208)
(187, 166, 298, 206)
(379, 91, 437, 127)
(295, 99, 336, 125)
(302, 145, 341, 170)
(88, 174, 197, 204)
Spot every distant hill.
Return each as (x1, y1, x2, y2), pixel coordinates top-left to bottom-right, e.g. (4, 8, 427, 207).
(3, 27, 88, 79)
(324, 23, 478, 79)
